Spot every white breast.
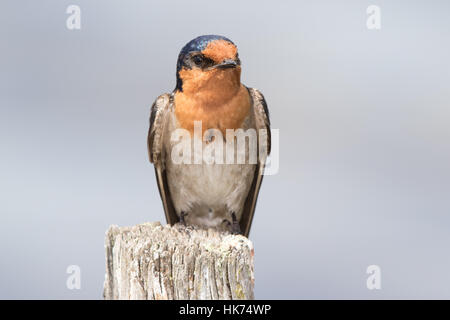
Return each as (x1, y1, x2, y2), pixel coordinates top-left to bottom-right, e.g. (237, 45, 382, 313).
(163, 109, 257, 228)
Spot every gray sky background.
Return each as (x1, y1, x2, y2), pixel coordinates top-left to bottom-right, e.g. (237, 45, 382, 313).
(1, 0, 449, 299)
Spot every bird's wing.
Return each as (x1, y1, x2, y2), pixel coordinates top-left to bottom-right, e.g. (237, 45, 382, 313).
(239, 87, 271, 237)
(148, 93, 178, 225)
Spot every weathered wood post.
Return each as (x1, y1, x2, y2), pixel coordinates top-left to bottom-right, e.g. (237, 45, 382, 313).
(103, 222, 254, 300)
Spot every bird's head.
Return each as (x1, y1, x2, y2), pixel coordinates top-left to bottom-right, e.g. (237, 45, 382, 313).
(175, 35, 241, 95)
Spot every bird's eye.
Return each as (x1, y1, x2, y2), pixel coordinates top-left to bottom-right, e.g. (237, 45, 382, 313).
(192, 55, 204, 66)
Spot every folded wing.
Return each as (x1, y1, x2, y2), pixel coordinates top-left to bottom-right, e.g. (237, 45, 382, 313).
(147, 93, 178, 225)
(239, 88, 271, 237)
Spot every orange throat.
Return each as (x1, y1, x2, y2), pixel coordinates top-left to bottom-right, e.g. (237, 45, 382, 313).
(174, 67, 251, 136)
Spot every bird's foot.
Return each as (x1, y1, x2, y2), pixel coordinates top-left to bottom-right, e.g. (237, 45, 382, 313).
(231, 212, 241, 235)
(179, 211, 188, 226)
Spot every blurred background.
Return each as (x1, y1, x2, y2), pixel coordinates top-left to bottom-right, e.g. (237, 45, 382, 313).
(1, 0, 449, 299)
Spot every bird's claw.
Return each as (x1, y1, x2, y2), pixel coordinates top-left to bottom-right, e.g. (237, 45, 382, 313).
(180, 211, 187, 226)
(231, 212, 241, 235)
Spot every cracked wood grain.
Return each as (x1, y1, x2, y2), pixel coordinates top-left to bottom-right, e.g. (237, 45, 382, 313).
(103, 222, 254, 300)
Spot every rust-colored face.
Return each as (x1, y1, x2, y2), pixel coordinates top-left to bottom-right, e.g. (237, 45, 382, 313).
(201, 39, 238, 65)
(174, 37, 250, 136)
(176, 39, 241, 95)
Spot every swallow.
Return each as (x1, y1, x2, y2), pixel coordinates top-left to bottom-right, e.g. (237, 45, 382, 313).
(148, 35, 270, 237)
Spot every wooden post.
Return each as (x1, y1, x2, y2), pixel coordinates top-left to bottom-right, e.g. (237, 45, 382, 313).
(103, 222, 255, 300)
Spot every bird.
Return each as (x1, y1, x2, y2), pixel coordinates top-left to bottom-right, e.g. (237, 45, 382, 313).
(147, 35, 270, 237)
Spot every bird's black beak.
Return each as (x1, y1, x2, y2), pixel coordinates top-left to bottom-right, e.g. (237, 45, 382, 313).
(216, 59, 238, 69)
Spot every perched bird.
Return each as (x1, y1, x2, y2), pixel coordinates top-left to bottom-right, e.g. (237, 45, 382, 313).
(148, 35, 270, 237)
